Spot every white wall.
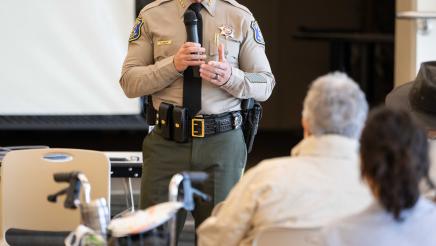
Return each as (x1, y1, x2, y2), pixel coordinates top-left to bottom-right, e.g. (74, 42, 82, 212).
(0, 0, 139, 115)
(395, 0, 436, 86)
(416, 0, 436, 73)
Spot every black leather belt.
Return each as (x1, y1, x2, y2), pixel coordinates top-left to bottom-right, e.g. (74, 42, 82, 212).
(191, 111, 243, 138)
(155, 102, 243, 142)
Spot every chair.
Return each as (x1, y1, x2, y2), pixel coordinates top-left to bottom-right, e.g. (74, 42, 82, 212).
(252, 226, 321, 246)
(1, 148, 110, 245)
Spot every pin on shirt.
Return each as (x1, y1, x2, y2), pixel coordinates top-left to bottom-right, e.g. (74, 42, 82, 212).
(214, 33, 220, 47)
(218, 24, 234, 39)
(157, 40, 172, 46)
(178, 0, 186, 8)
(209, 32, 220, 62)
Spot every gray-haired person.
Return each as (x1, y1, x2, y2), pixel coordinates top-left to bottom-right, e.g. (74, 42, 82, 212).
(197, 72, 373, 246)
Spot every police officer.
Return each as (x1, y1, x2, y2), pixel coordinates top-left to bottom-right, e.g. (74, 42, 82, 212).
(120, 0, 275, 232)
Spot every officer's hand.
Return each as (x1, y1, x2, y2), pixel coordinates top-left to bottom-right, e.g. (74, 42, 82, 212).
(174, 42, 206, 72)
(200, 44, 231, 86)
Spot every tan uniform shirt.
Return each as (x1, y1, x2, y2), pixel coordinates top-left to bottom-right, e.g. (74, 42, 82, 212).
(197, 135, 373, 246)
(120, 0, 275, 115)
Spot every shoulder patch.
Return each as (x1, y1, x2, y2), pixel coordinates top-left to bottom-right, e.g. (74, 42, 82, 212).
(250, 21, 265, 45)
(129, 17, 143, 42)
(222, 0, 252, 16)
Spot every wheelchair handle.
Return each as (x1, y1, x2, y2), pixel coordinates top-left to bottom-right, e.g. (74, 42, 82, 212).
(181, 171, 209, 183)
(54, 171, 80, 183)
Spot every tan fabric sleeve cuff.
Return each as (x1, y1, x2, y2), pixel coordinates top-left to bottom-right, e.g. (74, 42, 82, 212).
(158, 55, 184, 81)
(220, 66, 245, 92)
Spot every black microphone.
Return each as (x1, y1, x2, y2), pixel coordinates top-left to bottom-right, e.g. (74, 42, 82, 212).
(184, 10, 199, 43)
(184, 9, 200, 77)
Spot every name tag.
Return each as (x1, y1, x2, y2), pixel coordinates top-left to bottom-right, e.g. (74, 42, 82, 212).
(157, 40, 172, 46)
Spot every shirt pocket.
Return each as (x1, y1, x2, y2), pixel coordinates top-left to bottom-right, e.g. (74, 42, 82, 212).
(209, 37, 240, 67)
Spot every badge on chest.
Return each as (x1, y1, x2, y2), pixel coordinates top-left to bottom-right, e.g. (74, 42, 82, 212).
(218, 24, 234, 39)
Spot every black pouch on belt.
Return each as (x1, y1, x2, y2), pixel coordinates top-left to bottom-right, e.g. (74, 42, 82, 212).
(158, 103, 173, 140)
(173, 106, 189, 143)
(143, 95, 157, 126)
(241, 99, 262, 153)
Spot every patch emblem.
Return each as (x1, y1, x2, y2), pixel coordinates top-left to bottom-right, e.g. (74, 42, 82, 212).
(129, 17, 143, 42)
(218, 24, 234, 39)
(245, 73, 267, 83)
(250, 21, 265, 45)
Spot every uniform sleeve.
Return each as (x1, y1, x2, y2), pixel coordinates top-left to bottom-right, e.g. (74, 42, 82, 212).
(197, 163, 274, 246)
(220, 17, 275, 102)
(119, 15, 182, 98)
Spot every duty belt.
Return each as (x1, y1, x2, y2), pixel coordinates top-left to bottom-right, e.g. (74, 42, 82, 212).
(156, 102, 243, 142)
(191, 112, 243, 138)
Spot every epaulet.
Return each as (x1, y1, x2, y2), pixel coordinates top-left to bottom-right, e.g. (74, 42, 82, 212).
(221, 0, 253, 16)
(140, 0, 173, 14)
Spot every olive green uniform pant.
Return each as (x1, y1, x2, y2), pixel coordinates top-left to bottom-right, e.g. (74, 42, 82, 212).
(140, 126, 247, 232)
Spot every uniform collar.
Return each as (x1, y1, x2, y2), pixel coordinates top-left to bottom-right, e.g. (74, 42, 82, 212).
(178, 0, 217, 18)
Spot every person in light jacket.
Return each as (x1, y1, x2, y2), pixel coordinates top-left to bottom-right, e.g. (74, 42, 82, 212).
(197, 72, 372, 246)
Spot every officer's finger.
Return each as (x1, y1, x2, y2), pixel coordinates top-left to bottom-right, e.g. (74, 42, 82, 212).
(180, 53, 205, 61)
(218, 44, 226, 62)
(199, 68, 215, 79)
(185, 46, 206, 54)
(207, 63, 226, 75)
(201, 65, 226, 78)
(187, 54, 207, 61)
(200, 64, 216, 73)
(215, 68, 227, 77)
(183, 42, 201, 48)
(186, 60, 205, 66)
(208, 61, 228, 70)
(200, 65, 222, 75)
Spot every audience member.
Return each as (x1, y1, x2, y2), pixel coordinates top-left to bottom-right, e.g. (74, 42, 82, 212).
(385, 61, 436, 194)
(197, 72, 372, 246)
(323, 106, 436, 246)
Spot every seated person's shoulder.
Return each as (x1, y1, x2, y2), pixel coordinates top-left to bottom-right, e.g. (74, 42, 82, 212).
(247, 156, 301, 180)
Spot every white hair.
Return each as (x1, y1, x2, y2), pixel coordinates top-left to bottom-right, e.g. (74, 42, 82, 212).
(302, 72, 368, 139)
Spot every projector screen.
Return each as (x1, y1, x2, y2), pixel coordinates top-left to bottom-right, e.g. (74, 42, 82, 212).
(0, 0, 139, 115)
